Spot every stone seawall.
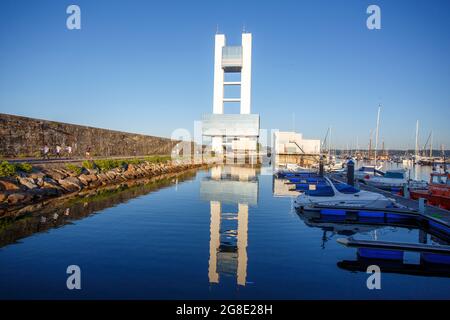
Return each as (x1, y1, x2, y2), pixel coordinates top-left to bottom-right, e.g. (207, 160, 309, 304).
(0, 158, 216, 217)
(0, 113, 180, 158)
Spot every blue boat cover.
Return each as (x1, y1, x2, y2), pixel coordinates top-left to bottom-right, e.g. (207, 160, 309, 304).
(333, 183, 359, 194)
(305, 186, 335, 197)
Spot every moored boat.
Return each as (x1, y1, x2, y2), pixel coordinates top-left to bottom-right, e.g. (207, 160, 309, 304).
(294, 177, 396, 211)
(354, 165, 384, 181)
(410, 172, 450, 211)
(325, 160, 345, 172)
(363, 169, 407, 191)
(274, 163, 316, 178)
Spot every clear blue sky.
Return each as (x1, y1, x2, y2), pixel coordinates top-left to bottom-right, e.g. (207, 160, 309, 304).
(1, 0, 449, 150)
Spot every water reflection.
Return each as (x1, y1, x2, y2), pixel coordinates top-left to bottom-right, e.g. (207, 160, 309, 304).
(297, 210, 381, 249)
(295, 202, 450, 277)
(0, 170, 198, 248)
(0, 164, 449, 298)
(337, 256, 450, 278)
(201, 166, 259, 286)
(298, 212, 450, 277)
(272, 172, 450, 278)
(337, 227, 450, 277)
(272, 176, 298, 198)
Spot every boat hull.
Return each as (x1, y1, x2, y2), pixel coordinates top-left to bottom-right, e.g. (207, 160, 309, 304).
(364, 180, 405, 191)
(294, 191, 394, 211)
(294, 198, 394, 211)
(410, 190, 450, 211)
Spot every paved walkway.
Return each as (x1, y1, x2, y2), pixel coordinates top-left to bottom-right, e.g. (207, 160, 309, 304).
(1, 155, 169, 165)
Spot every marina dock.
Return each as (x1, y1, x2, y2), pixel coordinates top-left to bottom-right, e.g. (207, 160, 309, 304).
(330, 173, 450, 226)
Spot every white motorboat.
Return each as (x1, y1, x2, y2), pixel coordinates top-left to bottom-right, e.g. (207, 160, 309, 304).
(325, 160, 345, 172)
(285, 163, 311, 171)
(363, 169, 407, 190)
(402, 159, 413, 168)
(294, 177, 395, 211)
(354, 165, 384, 181)
(274, 164, 315, 178)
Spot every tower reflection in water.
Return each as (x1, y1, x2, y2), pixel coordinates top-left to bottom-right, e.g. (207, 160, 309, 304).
(200, 166, 259, 286)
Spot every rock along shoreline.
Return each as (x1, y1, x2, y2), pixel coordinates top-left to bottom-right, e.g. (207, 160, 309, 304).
(0, 158, 216, 217)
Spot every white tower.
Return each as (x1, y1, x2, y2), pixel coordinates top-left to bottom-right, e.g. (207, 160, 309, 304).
(213, 33, 252, 115)
(203, 32, 259, 153)
(240, 33, 252, 115)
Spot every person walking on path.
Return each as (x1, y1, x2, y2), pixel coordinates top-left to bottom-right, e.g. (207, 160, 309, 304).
(55, 145, 62, 158)
(85, 147, 92, 159)
(66, 146, 72, 159)
(42, 145, 50, 159)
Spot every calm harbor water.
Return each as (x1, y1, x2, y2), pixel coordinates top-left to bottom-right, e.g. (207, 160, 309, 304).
(0, 165, 449, 299)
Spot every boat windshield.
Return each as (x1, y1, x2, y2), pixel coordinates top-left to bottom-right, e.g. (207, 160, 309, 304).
(431, 174, 447, 184)
(358, 167, 385, 176)
(384, 171, 405, 179)
(333, 182, 360, 194)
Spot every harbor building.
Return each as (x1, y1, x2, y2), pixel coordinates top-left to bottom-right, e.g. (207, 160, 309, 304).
(202, 33, 260, 154)
(273, 131, 321, 167)
(274, 131, 320, 155)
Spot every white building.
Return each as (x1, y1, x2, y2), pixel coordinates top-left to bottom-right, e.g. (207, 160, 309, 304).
(202, 33, 260, 153)
(274, 131, 320, 155)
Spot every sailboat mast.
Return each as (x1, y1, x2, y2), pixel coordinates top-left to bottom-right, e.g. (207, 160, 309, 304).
(443, 144, 447, 173)
(356, 136, 359, 153)
(328, 126, 332, 161)
(374, 105, 381, 165)
(430, 131, 433, 158)
(415, 120, 419, 159)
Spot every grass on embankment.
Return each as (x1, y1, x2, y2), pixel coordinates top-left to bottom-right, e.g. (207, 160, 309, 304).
(79, 155, 172, 173)
(0, 156, 172, 177)
(0, 161, 33, 177)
